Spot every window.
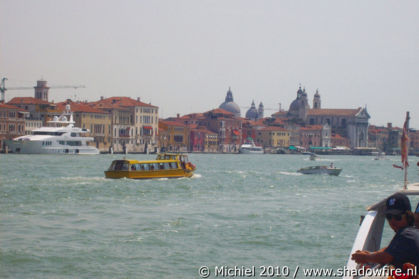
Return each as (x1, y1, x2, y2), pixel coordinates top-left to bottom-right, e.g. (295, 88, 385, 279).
(174, 135, 183, 142)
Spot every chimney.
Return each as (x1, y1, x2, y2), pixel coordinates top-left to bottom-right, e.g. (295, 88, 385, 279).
(137, 97, 141, 102)
(387, 123, 392, 129)
(177, 113, 180, 118)
(100, 96, 104, 100)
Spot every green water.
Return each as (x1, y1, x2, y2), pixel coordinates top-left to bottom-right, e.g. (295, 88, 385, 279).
(1, 154, 418, 278)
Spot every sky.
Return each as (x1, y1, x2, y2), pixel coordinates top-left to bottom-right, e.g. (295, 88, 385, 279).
(1, 0, 418, 128)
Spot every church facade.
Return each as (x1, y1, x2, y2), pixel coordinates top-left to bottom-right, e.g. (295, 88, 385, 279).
(274, 86, 370, 148)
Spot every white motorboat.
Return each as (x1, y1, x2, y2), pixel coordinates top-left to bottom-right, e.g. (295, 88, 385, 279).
(297, 165, 342, 176)
(5, 104, 99, 155)
(239, 138, 264, 154)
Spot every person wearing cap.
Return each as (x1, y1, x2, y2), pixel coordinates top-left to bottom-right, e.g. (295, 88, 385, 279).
(352, 193, 419, 269)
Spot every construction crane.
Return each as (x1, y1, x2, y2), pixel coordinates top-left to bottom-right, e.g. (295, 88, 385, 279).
(0, 77, 85, 103)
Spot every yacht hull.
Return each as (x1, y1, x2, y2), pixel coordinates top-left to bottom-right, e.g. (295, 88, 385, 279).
(5, 140, 99, 155)
(239, 148, 264, 154)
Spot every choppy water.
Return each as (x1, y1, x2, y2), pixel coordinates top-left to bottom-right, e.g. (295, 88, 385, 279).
(1, 154, 419, 278)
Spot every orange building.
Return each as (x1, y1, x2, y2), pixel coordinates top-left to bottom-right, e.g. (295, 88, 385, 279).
(90, 97, 159, 153)
(0, 103, 27, 151)
(200, 108, 243, 152)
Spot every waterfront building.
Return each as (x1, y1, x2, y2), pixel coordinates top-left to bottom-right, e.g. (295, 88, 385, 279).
(331, 134, 350, 148)
(242, 119, 259, 144)
(158, 120, 189, 152)
(189, 127, 218, 152)
(307, 108, 370, 148)
(368, 123, 419, 155)
(0, 103, 27, 151)
(284, 122, 301, 147)
(255, 126, 290, 148)
(55, 100, 112, 152)
(90, 97, 158, 153)
(273, 86, 370, 148)
(410, 129, 419, 155)
(368, 125, 390, 151)
(8, 97, 56, 125)
(219, 87, 241, 117)
(200, 108, 242, 152)
(299, 125, 323, 149)
(24, 119, 43, 135)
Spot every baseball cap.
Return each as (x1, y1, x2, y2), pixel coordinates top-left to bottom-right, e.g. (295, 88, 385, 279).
(385, 193, 411, 215)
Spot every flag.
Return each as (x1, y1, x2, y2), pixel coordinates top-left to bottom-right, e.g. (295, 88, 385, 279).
(401, 113, 409, 168)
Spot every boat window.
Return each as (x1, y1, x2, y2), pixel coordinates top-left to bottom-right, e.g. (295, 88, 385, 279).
(131, 164, 137, 171)
(108, 161, 117, 171)
(139, 164, 146, 171)
(149, 164, 155, 171)
(59, 141, 65, 145)
(66, 141, 82, 146)
(164, 163, 170, 169)
(33, 131, 65, 136)
(159, 163, 165, 170)
(71, 133, 77, 137)
(114, 161, 124, 170)
(121, 163, 129, 171)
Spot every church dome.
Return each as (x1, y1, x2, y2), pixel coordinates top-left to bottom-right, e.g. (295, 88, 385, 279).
(219, 87, 241, 117)
(288, 98, 300, 117)
(245, 101, 258, 120)
(287, 85, 310, 121)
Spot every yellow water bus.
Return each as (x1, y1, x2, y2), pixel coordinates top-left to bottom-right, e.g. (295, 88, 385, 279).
(104, 153, 196, 179)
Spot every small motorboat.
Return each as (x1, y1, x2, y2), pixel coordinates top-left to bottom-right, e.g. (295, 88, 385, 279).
(239, 138, 264, 154)
(309, 153, 318, 161)
(297, 165, 342, 176)
(105, 153, 196, 179)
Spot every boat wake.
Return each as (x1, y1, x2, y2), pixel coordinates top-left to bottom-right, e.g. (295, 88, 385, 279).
(279, 171, 302, 176)
(60, 176, 107, 182)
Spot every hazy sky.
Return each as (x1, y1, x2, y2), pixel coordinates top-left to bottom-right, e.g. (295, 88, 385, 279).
(1, 0, 418, 128)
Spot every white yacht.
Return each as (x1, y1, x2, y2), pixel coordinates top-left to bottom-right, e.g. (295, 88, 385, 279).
(239, 138, 264, 154)
(5, 104, 99, 155)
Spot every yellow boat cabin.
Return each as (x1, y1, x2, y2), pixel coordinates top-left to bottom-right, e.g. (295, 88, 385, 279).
(104, 153, 196, 179)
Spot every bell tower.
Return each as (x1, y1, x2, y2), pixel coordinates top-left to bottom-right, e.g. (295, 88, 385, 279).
(258, 102, 264, 119)
(34, 80, 50, 102)
(313, 89, 321, 109)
